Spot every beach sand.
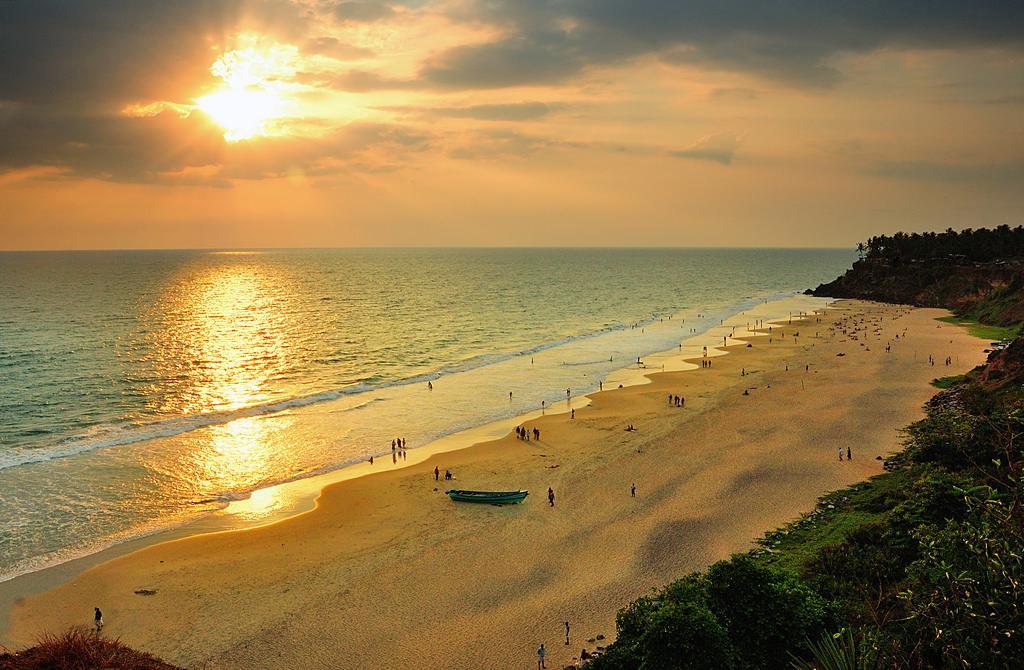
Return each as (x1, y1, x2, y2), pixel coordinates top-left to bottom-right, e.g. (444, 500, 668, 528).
(2, 300, 988, 669)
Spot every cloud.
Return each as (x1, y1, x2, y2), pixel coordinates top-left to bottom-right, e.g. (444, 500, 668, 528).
(0, 95, 430, 185)
(867, 159, 1024, 183)
(314, 70, 422, 92)
(981, 94, 1024, 105)
(447, 128, 561, 160)
(421, 34, 584, 88)
(710, 87, 760, 101)
(672, 133, 741, 165)
(328, 1, 395, 22)
(0, 1, 309, 109)
(419, 0, 1024, 89)
(304, 36, 376, 59)
(392, 102, 556, 121)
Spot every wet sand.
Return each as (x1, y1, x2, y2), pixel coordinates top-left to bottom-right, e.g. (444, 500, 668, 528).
(2, 300, 988, 669)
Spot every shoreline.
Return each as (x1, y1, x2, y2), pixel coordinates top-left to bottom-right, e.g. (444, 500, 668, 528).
(2, 297, 986, 669)
(0, 293, 822, 593)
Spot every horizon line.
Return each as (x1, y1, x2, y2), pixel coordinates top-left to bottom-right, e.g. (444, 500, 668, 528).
(0, 244, 856, 253)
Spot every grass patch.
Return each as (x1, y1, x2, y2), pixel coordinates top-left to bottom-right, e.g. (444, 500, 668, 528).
(752, 469, 913, 574)
(931, 374, 967, 389)
(936, 315, 1019, 341)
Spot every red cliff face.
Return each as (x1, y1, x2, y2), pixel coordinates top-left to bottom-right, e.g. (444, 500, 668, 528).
(812, 258, 1024, 326)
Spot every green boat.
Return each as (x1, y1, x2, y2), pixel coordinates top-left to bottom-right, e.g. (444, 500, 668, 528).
(446, 489, 529, 504)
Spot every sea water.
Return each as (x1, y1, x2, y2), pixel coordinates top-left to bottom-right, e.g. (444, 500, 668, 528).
(0, 248, 852, 580)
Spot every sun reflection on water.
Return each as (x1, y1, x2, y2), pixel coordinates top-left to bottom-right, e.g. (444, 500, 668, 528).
(147, 261, 289, 416)
(143, 259, 300, 493)
(204, 416, 278, 499)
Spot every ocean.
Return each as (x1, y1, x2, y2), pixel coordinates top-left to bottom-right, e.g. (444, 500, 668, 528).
(0, 248, 853, 580)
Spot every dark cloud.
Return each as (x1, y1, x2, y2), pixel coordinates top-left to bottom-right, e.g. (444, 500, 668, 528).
(0, 104, 225, 180)
(421, 0, 1024, 89)
(0, 97, 430, 184)
(422, 33, 583, 88)
(672, 133, 740, 165)
(0, 0, 309, 110)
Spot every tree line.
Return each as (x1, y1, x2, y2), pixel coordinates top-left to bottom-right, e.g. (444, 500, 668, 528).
(859, 225, 1024, 264)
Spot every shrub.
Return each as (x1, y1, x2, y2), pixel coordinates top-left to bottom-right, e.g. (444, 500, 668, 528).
(0, 628, 182, 670)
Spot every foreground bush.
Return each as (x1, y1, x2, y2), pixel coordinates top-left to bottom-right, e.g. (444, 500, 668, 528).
(590, 556, 833, 670)
(0, 629, 182, 670)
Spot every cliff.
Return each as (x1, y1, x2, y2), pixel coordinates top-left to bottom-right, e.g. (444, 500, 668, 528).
(811, 257, 1024, 326)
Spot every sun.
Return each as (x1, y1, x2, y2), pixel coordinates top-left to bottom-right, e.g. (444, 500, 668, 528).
(196, 38, 299, 142)
(197, 88, 282, 142)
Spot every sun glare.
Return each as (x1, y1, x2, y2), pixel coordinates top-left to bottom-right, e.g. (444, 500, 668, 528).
(196, 39, 299, 142)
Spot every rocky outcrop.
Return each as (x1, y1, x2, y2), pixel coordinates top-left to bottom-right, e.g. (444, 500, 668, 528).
(811, 257, 1024, 325)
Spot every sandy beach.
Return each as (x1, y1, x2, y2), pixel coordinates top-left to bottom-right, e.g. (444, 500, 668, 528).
(2, 299, 988, 669)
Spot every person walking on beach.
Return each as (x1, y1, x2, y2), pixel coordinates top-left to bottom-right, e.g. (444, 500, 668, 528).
(534, 428, 540, 441)
(434, 465, 439, 481)
(631, 482, 636, 497)
(565, 621, 571, 645)
(847, 446, 852, 460)
(838, 447, 843, 461)
(571, 408, 575, 419)
(427, 381, 433, 391)
(537, 643, 546, 669)
(548, 487, 555, 507)
(94, 607, 103, 634)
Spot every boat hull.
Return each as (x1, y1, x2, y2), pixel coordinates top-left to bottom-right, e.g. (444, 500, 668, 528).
(446, 489, 529, 504)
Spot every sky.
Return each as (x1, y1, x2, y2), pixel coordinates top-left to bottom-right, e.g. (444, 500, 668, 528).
(1, 0, 1023, 250)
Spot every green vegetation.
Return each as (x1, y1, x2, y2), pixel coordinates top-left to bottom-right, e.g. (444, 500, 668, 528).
(935, 315, 1018, 342)
(813, 226, 1024, 325)
(589, 557, 836, 670)
(593, 230, 1024, 670)
(930, 374, 966, 389)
